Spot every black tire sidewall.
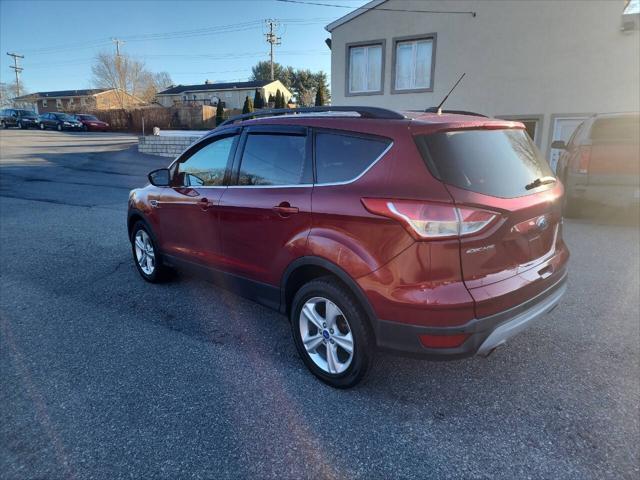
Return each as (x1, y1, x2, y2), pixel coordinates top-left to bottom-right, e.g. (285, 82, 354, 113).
(130, 220, 164, 283)
(291, 279, 374, 388)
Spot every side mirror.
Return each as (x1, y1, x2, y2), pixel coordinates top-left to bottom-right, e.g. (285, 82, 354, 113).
(551, 140, 567, 150)
(148, 168, 171, 187)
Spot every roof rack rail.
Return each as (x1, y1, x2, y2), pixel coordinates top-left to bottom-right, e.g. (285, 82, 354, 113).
(422, 107, 487, 118)
(218, 106, 406, 127)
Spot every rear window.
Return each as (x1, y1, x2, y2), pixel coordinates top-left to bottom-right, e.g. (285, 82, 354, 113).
(590, 116, 640, 143)
(315, 132, 391, 184)
(416, 129, 554, 198)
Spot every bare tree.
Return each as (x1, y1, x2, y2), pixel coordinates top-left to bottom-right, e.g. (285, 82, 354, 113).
(93, 52, 167, 107)
(0, 81, 29, 108)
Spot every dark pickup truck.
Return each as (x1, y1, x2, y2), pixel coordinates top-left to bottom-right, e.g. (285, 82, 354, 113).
(554, 112, 640, 216)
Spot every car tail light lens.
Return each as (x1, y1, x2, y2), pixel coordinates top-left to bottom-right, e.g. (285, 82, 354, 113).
(361, 198, 497, 240)
(419, 333, 470, 348)
(578, 146, 591, 174)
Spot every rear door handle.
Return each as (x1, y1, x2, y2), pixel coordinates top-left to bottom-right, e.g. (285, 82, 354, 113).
(273, 202, 299, 216)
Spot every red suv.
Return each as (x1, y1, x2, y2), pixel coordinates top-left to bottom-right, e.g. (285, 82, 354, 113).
(128, 106, 569, 388)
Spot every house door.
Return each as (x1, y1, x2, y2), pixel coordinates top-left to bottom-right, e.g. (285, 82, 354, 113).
(549, 116, 590, 173)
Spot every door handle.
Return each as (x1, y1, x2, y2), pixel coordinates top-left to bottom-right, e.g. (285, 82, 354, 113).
(199, 197, 214, 211)
(273, 202, 299, 216)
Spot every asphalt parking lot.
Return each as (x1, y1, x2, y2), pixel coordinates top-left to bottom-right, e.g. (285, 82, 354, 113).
(1, 129, 638, 479)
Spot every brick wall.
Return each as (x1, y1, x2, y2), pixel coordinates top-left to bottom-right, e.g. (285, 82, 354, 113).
(138, 134, 205, 158)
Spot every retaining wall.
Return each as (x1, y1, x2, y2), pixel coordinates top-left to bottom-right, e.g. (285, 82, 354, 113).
(138, 134, 205, 158)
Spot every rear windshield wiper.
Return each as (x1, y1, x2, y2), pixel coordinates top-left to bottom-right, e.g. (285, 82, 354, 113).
(525, 176, 557, 190)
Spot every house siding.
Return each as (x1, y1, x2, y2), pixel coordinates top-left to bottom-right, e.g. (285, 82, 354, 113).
(329, 0, 640, 154)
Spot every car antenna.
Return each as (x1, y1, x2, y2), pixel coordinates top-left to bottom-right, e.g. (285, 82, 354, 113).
(434, 73, 465, 115)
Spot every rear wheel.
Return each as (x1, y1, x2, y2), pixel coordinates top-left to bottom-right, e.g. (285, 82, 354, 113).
(56, 123, 62, 131)
(1, 121, 6, 129)
(291, 278, 374, 388)
(130, 221, 169, 283)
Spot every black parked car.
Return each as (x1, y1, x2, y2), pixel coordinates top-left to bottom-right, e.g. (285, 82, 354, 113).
(37, 112, 83, 131)
(0, 108, 39, 129)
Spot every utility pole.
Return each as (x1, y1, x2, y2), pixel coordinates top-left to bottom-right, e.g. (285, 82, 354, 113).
(111, 38, 125, 57)
(6, 52, 24, 97)
(264, 19, 281, 81)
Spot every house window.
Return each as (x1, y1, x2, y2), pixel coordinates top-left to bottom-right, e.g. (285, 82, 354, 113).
(392, 34, 436, 93)
(347, 41, 384, 95)
(80, 97, 87, 106)
(42, 99, 48, 108)
(56, 99, 62, 109)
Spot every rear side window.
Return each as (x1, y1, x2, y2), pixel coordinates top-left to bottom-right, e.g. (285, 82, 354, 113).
(238, 133, 310, 186)
(590, 116, 640, 142)
(416, 129, 554, 198)
(315, 132, 390, 184)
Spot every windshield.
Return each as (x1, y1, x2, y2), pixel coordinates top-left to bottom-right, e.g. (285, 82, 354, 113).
(416, 128, 555, 198)
(16, 110, 36, 117)
(54, 113, 75, 120)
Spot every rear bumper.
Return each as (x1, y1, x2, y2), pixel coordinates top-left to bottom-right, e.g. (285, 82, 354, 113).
(375, 272, 567, 359)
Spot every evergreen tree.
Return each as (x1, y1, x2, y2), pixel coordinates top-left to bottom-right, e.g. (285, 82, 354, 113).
(253, 89, 264, 109)
(268, 93, 275, 105)
(215, 101, 224, 126)
(242, 96, 254, 114)
(276, 89, 286, 109)
(315, 77, 327, 106)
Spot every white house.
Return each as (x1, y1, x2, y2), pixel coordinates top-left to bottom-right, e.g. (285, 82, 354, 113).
(326, 0, 640, 169)
(156, 80, 292, 110)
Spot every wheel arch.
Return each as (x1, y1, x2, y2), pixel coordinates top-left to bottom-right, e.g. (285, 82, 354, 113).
(280, 257, 378, 331)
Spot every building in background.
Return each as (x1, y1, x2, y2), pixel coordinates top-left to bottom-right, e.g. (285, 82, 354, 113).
(156, 80, 292, 110)
(326, 0, 639, 170)
(14, 88, 145, 114)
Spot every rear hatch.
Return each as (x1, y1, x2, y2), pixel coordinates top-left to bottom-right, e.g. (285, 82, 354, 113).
(416, 127, 568, 317)
(587, 114, 640, 186)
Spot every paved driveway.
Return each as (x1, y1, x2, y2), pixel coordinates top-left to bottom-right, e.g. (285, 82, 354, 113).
(1, 129, 638, 479)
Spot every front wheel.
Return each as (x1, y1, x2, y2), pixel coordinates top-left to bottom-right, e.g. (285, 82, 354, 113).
(130, 221, 169, 283)
(83, 124, 88, 132)
(291, 278, 374, 388)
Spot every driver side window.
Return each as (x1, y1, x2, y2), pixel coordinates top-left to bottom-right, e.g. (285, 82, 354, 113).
(175, 135, 238, 187)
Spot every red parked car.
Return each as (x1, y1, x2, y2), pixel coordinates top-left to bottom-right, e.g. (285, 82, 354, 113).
(554, 112, 640, 216)
(127, 106, 569, 388)
(73, 114, 109, 132)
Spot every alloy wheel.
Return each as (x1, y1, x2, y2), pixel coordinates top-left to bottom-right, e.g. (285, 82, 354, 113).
(299, 297, 354, 374)
(134, 229, 155, 275)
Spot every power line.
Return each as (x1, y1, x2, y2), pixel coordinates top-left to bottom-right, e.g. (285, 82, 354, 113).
(264, 19, 282, 81)
(6, 52, 24, 97)
(275, 0, 476, 16)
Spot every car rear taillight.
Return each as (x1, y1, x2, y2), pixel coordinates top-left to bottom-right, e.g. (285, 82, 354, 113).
(361, 198, 497, 240)
(578, 146, 591, 174)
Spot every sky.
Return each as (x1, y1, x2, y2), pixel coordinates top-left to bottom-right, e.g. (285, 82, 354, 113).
(0, 0, 369, 93)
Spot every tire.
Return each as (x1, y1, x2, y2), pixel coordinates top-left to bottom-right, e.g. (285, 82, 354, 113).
(1, 121, 6, 129)
(39, 123, 45, 130)
(17, 121, 23, 129)
(56, 123, 62, 131)
(83, 124, 88, 132)
(130, 221, 169, 283)
(291, 277, 375, 388)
